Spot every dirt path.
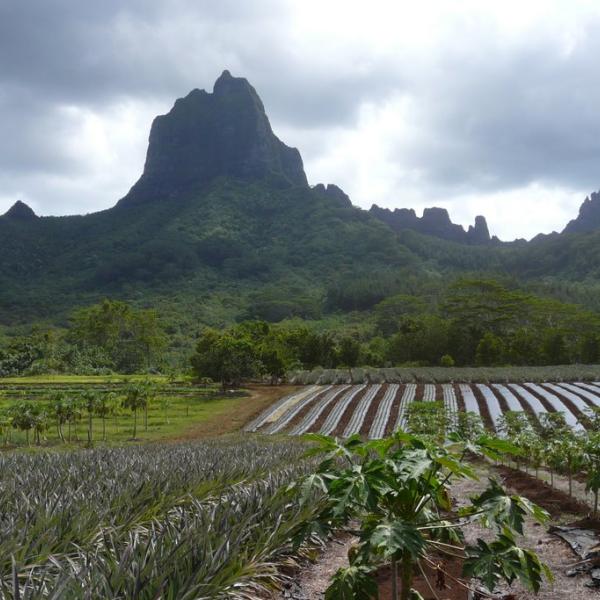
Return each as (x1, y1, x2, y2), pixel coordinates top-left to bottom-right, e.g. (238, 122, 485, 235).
(168, 384, 295, 441)
(455, 465, 599, 599)
(276, 534, 356, 599)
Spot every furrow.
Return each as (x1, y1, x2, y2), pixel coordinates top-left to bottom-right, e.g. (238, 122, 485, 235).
(320, 385, 366, 435)
(244, 386, 319, 432)
(393, 384, 417, 431)
(523, 383, 584, 431)
(343, 384, 382, 437)
(265, 386, 332, 433)
(475, 384, 503, 431)
(289, 385, 351, 435)
(442, 384, 458, 431)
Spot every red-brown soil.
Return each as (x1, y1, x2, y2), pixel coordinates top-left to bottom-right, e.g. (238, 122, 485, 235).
(453, 383, 466, 413)
(383, 385, 405, 436)
(331, 386, 369, 436)
(494, 464, 589, 517)
(376, 555, 468, 600)
(471, 384, 495, 431)
(279, 387, 330, 432)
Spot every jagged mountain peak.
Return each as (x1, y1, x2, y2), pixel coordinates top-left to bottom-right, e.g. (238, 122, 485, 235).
(2, 200, 37, 220)
(118, 70, 307, 206)
(563, 191, 600, 234)
(369, 204, 491, 245)
(468, 215, 491, 244)
(213, 69, 252, 94)
(312, 183, 352, 208)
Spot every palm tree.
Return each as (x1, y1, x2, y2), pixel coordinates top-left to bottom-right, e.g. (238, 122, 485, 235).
(50, 393, 68, 442)
(95, 392, 116, 442)
(122, 384, 147, 439)
(80, 391, 99, 446)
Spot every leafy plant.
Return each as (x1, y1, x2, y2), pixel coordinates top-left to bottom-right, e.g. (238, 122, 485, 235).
(294, 432, 550, 600)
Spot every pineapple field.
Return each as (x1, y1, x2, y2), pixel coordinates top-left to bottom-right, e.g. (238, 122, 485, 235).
(247, 381, 600, 437)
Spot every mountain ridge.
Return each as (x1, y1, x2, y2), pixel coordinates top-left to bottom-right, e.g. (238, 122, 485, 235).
(369, 204, 494, 245)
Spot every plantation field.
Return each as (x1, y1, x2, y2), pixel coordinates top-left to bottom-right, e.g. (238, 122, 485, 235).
(289, 364, 600, 384)
(0, 437, 319, 598)
(247, 381, 600, 437)
(0, 379, 281, 447)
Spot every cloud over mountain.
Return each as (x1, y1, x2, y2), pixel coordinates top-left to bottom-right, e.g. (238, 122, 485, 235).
(1, 1, 600, 238)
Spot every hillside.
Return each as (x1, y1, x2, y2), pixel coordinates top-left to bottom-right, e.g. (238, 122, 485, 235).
(2, 70, 600, 332)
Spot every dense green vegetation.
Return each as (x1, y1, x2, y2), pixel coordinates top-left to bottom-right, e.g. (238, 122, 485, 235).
(4, 175, 600, 369)
(0, 300, 166, 376)
(3, 274, 600, 380)
(189, 278, 600, 383)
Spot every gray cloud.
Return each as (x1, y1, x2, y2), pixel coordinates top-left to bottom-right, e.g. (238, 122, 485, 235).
(396, 22, 600, 195)
(1, 1, 600, 239)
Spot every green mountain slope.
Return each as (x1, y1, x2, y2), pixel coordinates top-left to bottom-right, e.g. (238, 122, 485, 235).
(2, 70, 600, 331)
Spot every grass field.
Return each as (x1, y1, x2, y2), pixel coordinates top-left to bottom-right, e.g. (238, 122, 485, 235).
(0, 378, 291, 448)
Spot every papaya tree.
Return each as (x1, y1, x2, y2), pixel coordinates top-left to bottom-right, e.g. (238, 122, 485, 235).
(49, 392, 69, 442)
(80, 390, 100, 446)
(96, 391, 117, 441)
(294, 432, 551, 600)
(583, 432, 600, 517)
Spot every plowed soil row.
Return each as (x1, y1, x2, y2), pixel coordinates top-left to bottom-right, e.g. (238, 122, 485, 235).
(494, 464, 589, 517)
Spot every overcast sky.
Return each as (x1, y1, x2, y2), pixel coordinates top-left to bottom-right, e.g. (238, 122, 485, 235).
(1, 0, 600, 240)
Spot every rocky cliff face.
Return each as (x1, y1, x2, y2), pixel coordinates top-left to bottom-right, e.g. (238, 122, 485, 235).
(118, 70, 307, 206)
(369, 204, 491, 244)
(2, 200, 37, 220)
(563, 191, 600, 234)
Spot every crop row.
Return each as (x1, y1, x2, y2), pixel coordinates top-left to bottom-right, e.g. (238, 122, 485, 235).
(248, 382, 600, 438)
(288, 365, 600, 385)
(0, 438, 317, 599)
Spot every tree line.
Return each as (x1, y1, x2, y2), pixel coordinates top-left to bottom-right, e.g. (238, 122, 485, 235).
(3, 277, 600, 380)
(191, 278, 600, 386)
(0, 299, 165, 376)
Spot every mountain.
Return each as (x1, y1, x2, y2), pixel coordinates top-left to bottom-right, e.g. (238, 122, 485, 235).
(369, 205, 492, 244)
(2, 200, 37, 220)
(2, 70, 600, 333)
(119, 70, 307, 206)
(563, 191, 600, 234)
(0, 72, 421, 326)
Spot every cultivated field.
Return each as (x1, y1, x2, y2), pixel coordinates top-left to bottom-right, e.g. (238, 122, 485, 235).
(247, 381, 600, 437)
(0, 377, 264, 447)
(0, 437, 319, 598)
